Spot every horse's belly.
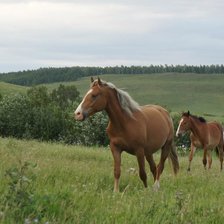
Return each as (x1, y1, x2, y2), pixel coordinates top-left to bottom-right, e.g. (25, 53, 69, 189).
(192, 140, 202, 148)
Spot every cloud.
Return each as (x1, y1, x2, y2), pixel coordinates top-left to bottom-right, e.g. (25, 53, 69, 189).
(0, 0, 224, 72)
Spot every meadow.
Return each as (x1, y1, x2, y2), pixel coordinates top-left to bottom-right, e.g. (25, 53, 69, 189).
(0, 82, 28, 96)
(0, 138, 224, 224)
(1, 73, 224, 223)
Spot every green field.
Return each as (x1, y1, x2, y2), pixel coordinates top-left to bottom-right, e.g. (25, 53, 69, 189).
(0, 138, 224, 223)
(0, 82, 28, 96)
(43, 73, 224, 122)
(2, 73, 224, 121)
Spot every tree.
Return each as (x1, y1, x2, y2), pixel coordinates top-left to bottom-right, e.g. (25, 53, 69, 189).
(50, 84, 80, 109)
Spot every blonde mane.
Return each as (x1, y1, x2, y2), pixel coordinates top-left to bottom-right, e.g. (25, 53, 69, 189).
(93, 80, 140, 117)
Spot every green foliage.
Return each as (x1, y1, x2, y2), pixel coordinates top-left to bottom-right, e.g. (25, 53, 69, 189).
(0, 84, 109, 146)
(0, 94, 33, 138)
(50, 84, 81, 109)
(67, 111, 109, 146)
(1, 161, 37, 223)
(27, 86, 51, 107)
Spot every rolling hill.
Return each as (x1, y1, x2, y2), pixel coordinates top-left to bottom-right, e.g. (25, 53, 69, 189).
(43, 73, 224, 121)
(1, 73, 224, 121)
(0, 81, 28, 96)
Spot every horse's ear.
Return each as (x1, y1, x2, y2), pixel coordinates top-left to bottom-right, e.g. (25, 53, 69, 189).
(98, 77, 102, 86)
(91, 77, 94, 83)
(187, 110, 190, 116)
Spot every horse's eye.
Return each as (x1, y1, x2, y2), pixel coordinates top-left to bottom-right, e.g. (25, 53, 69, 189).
(92, 94, 97, 99)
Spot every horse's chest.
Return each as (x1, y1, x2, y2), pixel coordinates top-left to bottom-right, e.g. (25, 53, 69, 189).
(107, 129, 140, 154)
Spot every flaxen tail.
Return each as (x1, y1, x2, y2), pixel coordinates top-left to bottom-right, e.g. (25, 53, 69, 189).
(169, 142, 179, 175)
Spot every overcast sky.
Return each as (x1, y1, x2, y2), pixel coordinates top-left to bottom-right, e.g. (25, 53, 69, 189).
(0, 0, 224, 73)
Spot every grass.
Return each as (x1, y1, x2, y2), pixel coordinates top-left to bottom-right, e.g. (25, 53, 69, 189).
(43, 73, 224, 122)
(0, 137, 224, 223)
(0, 82, 28, 96)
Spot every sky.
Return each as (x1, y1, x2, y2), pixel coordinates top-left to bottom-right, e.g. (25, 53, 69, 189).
(0, 0, 224, 73)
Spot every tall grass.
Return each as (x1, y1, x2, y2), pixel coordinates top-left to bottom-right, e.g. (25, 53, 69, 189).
(0, 138, 224, 223)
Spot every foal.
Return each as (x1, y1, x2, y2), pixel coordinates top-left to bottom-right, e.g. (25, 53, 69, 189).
(176, 111, 224, 171)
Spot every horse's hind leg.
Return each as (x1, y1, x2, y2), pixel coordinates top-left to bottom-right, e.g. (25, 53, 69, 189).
(154, 141, 171, 190)
(145, 154, 157, 181)
(202, 147, 208, 169)
(207, 150, 212, 169)
(218, 145, 224, 171)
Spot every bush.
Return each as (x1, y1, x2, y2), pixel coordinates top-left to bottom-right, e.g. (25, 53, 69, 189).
(0, 94, 33, 138)
(0, 85, 109, 146)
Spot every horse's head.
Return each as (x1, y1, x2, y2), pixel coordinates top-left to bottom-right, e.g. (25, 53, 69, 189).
(74, 77, 108, 121)
(176, 111, 191, 137)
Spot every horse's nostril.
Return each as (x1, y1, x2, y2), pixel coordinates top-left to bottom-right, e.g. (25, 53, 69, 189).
(77, 112, 80, 115)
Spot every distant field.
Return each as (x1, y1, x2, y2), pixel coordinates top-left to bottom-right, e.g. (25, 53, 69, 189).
(0, 81, 28, 96)
(2, 73, 224, 121)
(44, 73, 224, 122)
(0, 138, 224, 223)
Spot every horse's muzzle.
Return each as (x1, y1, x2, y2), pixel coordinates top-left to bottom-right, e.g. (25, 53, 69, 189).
(74, 111, 88, 121)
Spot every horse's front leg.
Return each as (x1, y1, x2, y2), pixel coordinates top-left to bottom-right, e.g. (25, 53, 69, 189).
(202, 146, 208, 169)
(110, 142, 121, 192)
(187, 143, 196, 171)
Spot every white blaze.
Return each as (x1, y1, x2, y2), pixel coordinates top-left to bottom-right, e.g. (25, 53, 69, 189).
(74, 89, 93, 115)
(176, 118, 184, 137)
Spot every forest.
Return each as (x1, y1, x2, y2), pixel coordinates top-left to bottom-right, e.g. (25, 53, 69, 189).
(0, 64, 224, 86)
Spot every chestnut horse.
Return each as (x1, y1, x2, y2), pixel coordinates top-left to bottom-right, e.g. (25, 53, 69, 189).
(176, 111, 224, 171)
(74, 78, 179, 191)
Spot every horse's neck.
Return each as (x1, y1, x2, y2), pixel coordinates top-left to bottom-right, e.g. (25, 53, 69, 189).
(190, 118, 206, 140)
(105, 92, 129, 130)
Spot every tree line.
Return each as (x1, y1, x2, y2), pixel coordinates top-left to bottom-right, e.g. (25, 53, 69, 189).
(0, 64, 224, 86)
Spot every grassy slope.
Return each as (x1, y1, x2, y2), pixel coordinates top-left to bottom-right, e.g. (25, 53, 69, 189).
(44, 73, 224, 121)
(0, 81, 28, 96)
(0, 138, 224, 223)
(2, 73, 224, 121)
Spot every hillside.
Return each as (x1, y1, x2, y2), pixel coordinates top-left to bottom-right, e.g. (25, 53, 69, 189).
(0, 81, 28, 96)
(44, 73, 224, 122)
(0, 137, 224, 223)
(1, 72, 224, 122)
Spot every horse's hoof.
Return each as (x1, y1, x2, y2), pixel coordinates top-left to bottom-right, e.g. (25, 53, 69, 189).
(153, 180, 160, 192)
(187, 168, 190, 172)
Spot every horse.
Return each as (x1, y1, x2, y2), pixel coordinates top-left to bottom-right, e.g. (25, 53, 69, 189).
(74, 77, 179, 192)
(176, 111, 224, 171)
